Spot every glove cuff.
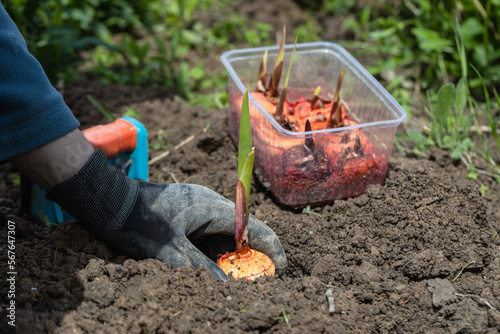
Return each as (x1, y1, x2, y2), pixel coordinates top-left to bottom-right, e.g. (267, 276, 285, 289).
(46, 149, 139, 232)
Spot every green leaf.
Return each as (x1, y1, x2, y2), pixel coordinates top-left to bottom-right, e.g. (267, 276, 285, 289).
(454, 77, 467, 114)
(177, 61, 190, 100)
(431, 122, 442, 148)
(406, 130, 428, 143)
(443, 135, 453, 148)
(314, 86, 321, 96)
(450, 138, 472, 160)
(283, 38, 297, 89)
(274, 25, 286, 73)
(472, 65, 500, 149)
(411, 27, 453, 52)
(467, 164, 479, 180)
(359, 6, 371, 26)
(436, 83, 456, 129)
(239, 150, 255, 213)
(238, 90, 252, 178)
(369, 27, 397, 40)
(276, 39, 297, 116)
(182, 29, 203, 45)
(270, 25, 286, 93)
(459, 17, 483, 47)
(154, 36, 167, 54)
(39, 211, 54, 228)
(454, 18, 469, 79)
(171, 30, 181, 60)
(479, 184, 490, 197)
(302, 205, 322, 217)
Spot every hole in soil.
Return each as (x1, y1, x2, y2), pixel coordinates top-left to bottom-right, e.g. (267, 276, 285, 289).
(191, 234, 312, 278)
(191, 234, 235, 263)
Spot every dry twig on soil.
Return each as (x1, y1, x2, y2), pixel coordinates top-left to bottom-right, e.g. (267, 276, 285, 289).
(454, 293, 500, 313)
(148, 134, 196, 165)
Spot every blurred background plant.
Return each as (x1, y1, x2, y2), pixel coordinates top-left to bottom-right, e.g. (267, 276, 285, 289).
(302, 0, 500, 116)
(3, 0, 146, 84)
(5, 0, 499, 103)
(4, 0, 281, 103)
(4, 0, 500, 181)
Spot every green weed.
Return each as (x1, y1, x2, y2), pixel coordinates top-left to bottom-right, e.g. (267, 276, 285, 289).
(398, 74, 500, 181)
(39, 211, 57, 233)
(123, 108, 140, 118)
(302, 206, 322, 217)
(149, 130, 171, 151)
(273, 307, 290, 326)
(397, 15, 500, 182)
(479, 184, 494, 198)
(467, 70, 500, 180)
(427, 79, 473, 160)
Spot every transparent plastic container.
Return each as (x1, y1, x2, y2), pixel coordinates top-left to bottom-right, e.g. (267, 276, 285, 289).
(221, 42, 407, 207)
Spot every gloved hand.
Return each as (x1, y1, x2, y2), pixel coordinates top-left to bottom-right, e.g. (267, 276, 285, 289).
(46, 149, 287, 281)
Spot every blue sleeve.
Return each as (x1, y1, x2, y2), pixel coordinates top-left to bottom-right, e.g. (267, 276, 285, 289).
(0, 3, 80, 161)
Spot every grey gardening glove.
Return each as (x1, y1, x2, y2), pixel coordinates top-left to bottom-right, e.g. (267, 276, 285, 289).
(46, 149, 287, 281)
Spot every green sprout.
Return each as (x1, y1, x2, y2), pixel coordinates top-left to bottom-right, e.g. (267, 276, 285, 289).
(273, 307, 290, 325)
(39, 211, 58, 233)
(123, 108, 140, 118)
(302, 206, 322, 217)
(234, 90, 255, 251)
(269, 25, 286, 96)
(275, 37, 297, 122)
(257, 50, 268, 92)
(310, 85, 321, 109)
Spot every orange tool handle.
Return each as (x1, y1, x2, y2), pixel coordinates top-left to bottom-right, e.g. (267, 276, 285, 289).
(81, 119, 138, 159)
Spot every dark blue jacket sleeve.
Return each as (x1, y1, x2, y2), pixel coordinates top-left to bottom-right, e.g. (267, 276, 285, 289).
(0, 3, 80, 161)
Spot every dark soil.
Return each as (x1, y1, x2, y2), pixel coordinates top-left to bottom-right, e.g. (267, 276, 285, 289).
(1, 77, 499, 333)
(1, 1, 500, 333)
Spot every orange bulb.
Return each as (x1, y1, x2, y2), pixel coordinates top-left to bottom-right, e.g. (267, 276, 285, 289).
(217, 247, 275, 281)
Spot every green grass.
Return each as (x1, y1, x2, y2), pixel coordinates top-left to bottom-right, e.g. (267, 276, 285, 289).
(397, 72, 500, 182)
(331, 0, 500, 117)
(273, 307, 290, 326)
(149, 130, 171, 152)
(393, 12, 500, 182)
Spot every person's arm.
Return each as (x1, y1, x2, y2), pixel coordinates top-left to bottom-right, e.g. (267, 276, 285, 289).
(0, 4, 80, 162)
(10, 129, 94, 191)
(1, 4, 287, 280)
